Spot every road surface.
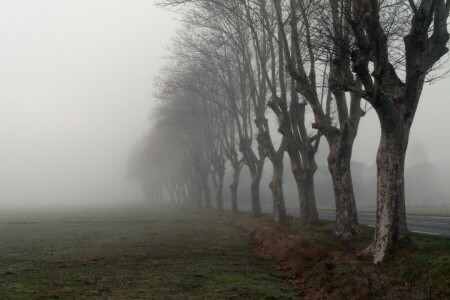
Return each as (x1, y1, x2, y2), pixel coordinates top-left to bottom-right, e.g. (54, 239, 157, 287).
(230, 205, 450, 237)
(287, 208, 450, 238)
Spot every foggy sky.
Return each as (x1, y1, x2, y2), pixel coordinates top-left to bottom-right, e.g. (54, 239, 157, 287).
(0, 1, 448, 209)
(0, 1, 179, 208)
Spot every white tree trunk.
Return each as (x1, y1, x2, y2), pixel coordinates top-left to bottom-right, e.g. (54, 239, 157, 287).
(363, 127, 411, 263)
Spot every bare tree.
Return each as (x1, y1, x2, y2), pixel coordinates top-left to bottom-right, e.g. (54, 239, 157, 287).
(283, 0, 368, 237)
(330, 0, 450, 263)
(169, 1, 288, 221)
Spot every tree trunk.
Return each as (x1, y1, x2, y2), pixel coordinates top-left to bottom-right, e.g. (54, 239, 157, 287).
(298, 170, 319, 225)
(203, 177, 212, 209)
(216, 171, 225, 212)
(250, 166, 263, 217)
(176, 185, 182, 204)
(187, 180, 195, 205)
(250, 179, 261, 217)
(289, 153, 319, 225)
(230, 165, 240, 213)
(196, 183, 203, 208)
(328, 142, 361, 239)
(168, 186, 175, 204)
(362, 126, 411, 263)
(269, 157, 288, 225)
(181, 184, 188, 204)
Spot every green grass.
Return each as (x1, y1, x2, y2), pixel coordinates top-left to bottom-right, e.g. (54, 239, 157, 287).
(0, 205, 297, 299)
(284, 217, 450, 298)
(386, 234, 450, 292)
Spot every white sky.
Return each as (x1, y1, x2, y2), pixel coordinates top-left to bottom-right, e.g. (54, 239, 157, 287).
(0, 1, 448, 208)
(0, 0, 179, 208)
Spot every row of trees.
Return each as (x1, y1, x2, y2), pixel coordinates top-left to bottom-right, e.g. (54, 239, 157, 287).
(130, 0, 450, 264)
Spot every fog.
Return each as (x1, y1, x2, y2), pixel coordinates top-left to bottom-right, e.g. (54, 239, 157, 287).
(0, 1, 449, 211)
(0, 1, 179, 209)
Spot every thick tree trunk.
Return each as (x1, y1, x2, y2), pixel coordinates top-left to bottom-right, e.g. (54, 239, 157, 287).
(187, 180, 195, 205)
(181, 184, 188, 204)
(363, 127, 411, 263)
(216, 171, 224, 212)
(269, 157, 288, 225)
(328, 142, 360, 238)
(289, 153, 319, 225)
(230, 165, 240, 213)
(250, 161, 264, 218)
(239, 140, 264, 217)
(199, 188, 204, 208)
(203, 177, 212, 209)
(298, 170, 319, 225)
(250, 179, 261, 216)
(176, 185, 182, 204)
(196, 182, 203, 208)
(168, 186, 176, 204)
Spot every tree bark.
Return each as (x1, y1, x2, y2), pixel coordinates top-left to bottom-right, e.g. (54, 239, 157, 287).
(328, 140, 360, 238)
(362, 124, 411, 263)
(181, 184, 188, 204)
(187, 180, 195, 205)
(202, 176, 211, 209)
(216, 171, 225, 212)
(289, 150, 319, 225)
(196, 182, 203, 208)
(269, 157, 288, 225)
(176, 184, 183, 204)
(230, 164, 241, 213)
(249, 161, 263, 217)
(167, 185, 176, 204)
(298, 170, 319, 226)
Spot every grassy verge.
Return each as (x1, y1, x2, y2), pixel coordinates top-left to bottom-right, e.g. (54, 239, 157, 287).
(0, 205, 297, 299)
(218, 211, 449, 299)
(293, 221, 449, 299)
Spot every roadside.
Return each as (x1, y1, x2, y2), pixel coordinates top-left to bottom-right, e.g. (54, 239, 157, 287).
(188, 207, 450, 299)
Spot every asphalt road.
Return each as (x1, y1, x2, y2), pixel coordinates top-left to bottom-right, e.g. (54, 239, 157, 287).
(236, 205, 450, 238)
(285, 208, 450, 238)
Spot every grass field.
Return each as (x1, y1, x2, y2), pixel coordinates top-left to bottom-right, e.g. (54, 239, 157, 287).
(0, 205, 297, 299)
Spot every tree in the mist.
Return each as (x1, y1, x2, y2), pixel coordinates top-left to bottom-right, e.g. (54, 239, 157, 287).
(202, 23, 266, 217)
(154, 62, 225, 208)
(191, 0, 324, 225)
(168, 2, 289, 221)
(208, 7, 267, 217)
(166, 33, 247, 212)
(128, 128, 190, 204)
(242, 0, 323, 225)
(160, 0, 328, 225)
(200, 75, 242, 213)
(208, 1, 290, 224)
(270, 0, 368, 236)
(331, 0, 449, 263)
